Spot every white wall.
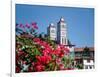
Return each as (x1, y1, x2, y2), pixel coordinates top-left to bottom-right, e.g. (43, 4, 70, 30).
(83, 60, 94, 69)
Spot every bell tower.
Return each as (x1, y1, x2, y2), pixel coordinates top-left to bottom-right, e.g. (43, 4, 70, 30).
(57, 17, 68, 45)
(47, 23, 56, 41)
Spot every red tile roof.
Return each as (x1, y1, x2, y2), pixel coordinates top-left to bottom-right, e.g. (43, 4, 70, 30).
(74, 47, 94, 52)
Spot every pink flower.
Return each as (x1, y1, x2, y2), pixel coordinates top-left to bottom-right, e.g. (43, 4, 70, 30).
(59, 52, 64, 58)
(56, 58, 61, 64)
(22, 61, 27, 64)
(31, 22, 38, 29)
(54, 49, 60, 56)
(42, 48, 51, 55)
(32, 62, 35, 66)
(25, 23, 30, 28)
(33, 38, 41, 43)
(36, 56, 41, 62)
(17, 50, 24, 56)
(35, 64, 45, 71)
(19, 24, 24, 28)
(36, 55, 51, 65)
(16, 66, 21, 73)
(59, 64, 64, 70)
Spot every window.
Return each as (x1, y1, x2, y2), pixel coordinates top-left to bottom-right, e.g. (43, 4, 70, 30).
(62, 25, 65, 28)
(89, 66, 92, 69)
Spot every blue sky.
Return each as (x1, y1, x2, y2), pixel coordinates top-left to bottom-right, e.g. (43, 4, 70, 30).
(16, 4, 94, 47)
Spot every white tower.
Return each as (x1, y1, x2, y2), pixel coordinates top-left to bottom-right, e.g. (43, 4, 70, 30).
(47, 23, 56, 40)
(57, 17, 67, 45)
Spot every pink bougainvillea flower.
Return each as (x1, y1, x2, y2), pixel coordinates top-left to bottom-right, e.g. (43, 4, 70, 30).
(59, 64, 64, 70)
(56, 58, 61, 64)
(35, 56, 41, 62)
(31, 22, 38, 29)
(53, 49, 61, 56)
(33, 38, 41, 43)
(19, 24, 24, 28)
(42, 47, 51, 55)
(34, 25, 38, 29)
(25, 23, 30, 29)
(31, 22, 37, 26)
(32, 62, 35, 66)
(36, 55, 51, 65)
(16, 66, 21, 73)
(22, 61, 27, 64)
(17, 50, 24, 56)
(36, 65, 45, 71)
(59, 52, 64, 58)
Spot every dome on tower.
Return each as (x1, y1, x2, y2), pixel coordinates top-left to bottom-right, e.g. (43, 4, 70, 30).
(49, 23, 55, 28)
(50, 23, 54, 26)
(60, 17, 65, 22)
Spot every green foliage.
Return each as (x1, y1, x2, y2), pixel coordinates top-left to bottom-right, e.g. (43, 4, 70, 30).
(76, 64, 83, 69)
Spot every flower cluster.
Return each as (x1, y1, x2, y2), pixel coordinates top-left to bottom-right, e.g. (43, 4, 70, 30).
(16, 22, 38, 35)
(16, 22, 72, 73)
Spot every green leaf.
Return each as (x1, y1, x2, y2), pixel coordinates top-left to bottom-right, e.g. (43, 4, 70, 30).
(33, 48, 41, 56)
